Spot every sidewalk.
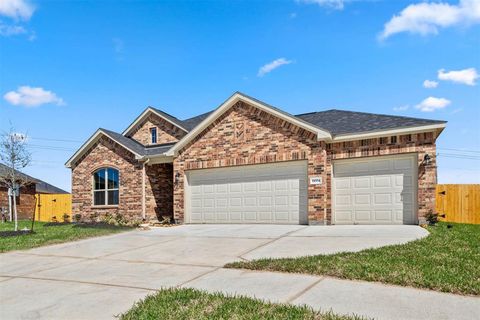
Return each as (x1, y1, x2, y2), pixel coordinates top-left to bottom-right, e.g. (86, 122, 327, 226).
(183, 268, 480, 320)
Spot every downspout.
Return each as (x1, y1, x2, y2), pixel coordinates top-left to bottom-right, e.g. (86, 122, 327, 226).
(142, 159, 150, 221)
(324, 147, 328, 225)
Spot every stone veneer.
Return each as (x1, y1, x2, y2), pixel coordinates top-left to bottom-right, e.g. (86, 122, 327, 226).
(128, 114, 186, 145)
(71, 136, 173, 222)
(173, 101, 438, 224)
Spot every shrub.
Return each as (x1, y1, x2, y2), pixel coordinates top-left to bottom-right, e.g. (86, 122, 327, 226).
(425, 210, 439, 225)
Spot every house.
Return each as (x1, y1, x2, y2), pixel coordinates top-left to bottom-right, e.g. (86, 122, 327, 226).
(66, 92, 446, 225)
(0, 163, 69, 219)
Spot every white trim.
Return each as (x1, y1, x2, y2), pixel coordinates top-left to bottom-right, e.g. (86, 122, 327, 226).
(332, 123, 446, 142)
(65, 129, 142, 168)
(122, 107, 188, 136)
(166, 93, 332, 156)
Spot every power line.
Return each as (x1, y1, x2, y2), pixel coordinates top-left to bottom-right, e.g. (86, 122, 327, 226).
(437, 154, 480, 161)
(437, 147, 480, 154)
(29, 137, 82, 143)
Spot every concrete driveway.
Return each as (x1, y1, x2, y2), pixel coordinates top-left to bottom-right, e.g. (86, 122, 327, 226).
(3, 224, 477, 320)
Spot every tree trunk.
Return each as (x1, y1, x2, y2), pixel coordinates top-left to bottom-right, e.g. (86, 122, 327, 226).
(13, 192, 18, 231)
(8, 192, 12, 221)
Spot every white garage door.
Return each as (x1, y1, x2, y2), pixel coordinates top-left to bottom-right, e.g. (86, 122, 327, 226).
(333, 154, 417, 225)
(186, 161, 308, 224)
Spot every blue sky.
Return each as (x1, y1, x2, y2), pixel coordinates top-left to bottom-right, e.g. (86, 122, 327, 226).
(0, 0, 479, 191)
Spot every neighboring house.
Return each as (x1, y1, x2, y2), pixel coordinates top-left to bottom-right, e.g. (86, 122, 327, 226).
(0, 163, 69, 219)
(66, 92, 446, 225)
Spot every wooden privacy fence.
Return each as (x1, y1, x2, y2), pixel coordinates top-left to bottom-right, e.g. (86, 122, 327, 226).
(35, 194, 72, 222)
(436, 184, 480, 224)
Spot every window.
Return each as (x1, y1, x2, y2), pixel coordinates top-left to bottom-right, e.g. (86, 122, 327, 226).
(93, 168, 119, 206)
(379, 137, 388, 145)
(150, 127, 157, 144)
(390, 136, 397, 144)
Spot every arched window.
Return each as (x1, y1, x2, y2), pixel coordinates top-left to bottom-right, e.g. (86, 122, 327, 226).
(93, 168, 119, 205)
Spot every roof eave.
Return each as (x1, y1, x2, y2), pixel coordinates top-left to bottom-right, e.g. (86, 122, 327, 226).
(166, 92, 332, 156)
(122, 107, 189, 136)
(65, 129, 143, 168)
(331, 122, 447, 142)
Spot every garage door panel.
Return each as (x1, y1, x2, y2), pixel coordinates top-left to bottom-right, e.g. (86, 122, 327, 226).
(335, 194, 352, 206)
(354, 194, 371, 205)
(373, 176, 392, 188)
(336, 210, 354, 222)
(355, 210, 372, 221)
(333, 155, 416, 225)
(354, 177, 371, 188)
(374, 210, 393, 221)
(335, 178, 351, 189)
(186, 161, 307, 224)
(374, 193, 393, 205)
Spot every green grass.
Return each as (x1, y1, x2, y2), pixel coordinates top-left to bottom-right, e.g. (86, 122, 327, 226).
(226, 222, 480, 296)
(0, 220, 132, 252)
(119, 288, 364, 320)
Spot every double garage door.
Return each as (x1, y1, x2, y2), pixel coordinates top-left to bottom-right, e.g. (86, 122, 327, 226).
(186, 161, 308, 224)
(185, 154, 417, 225)
(333, 154, 417, 224)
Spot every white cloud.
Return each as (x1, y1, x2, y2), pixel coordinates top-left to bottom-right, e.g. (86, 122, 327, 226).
(0, 22, 26, 36)
(393, 105, 409, 112)
(423, 80, 438, 88)
(379, 0, 480, 40)
(438, 68, 479, 86)
(257, 58, 293, 77)
(415, 96, 451, 112)
(297, 0, 346, 10)
(3, 86, 65, 107)
(0, 0, 35, 21)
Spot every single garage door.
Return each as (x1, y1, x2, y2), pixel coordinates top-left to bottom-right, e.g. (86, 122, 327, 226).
(333, 154, 417, 225)
(186, 161, 308, 224)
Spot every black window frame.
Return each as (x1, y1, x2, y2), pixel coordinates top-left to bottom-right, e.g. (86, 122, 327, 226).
(93, 168, 119, 206)
(150, 127, 157, 144)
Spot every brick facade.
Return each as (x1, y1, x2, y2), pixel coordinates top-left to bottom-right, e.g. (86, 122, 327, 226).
(172, 101, 438, 224)
(71, 136, 173, 222)
(0, 184, 36, 220)
(128, 114, 186, 145)
(173, 101, 327, 224)
(71, 100, 439, 225)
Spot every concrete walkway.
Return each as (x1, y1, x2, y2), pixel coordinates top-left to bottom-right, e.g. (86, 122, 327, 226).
(1, 225, 478, 319)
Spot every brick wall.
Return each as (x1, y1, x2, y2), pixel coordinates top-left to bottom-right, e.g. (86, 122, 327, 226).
(0, 184, 36, 220)
(145, 163, 173, 220)
(128, 114, 186, 145)
(173, 101, 326, 223)
(173, 101, 438, 224)
(71, 136, 173, 222)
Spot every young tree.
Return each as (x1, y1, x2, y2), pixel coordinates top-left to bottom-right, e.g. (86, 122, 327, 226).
(0, 127, 32, 231)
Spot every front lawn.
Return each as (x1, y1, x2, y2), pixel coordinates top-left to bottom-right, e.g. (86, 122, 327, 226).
(226, 222, 480, 296)
(120, 288, 364, 320)
(0, 220, 132, 252)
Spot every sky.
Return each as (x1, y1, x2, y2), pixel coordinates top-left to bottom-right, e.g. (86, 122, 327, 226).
(0, 0, 479, 192)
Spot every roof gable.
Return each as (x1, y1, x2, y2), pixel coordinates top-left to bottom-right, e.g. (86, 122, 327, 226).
(165, 92, 332, 156)
(123, 107, 188, 136)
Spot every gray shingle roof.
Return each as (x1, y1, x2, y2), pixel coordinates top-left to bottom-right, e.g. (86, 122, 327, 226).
(175, 93, 445, 137)
(100, 128, 174, 157)
(181, 111, 214, 131)
(0, 163, 69, 194)
(149, 107, 188, 131)
(294, 109, 446, 136)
